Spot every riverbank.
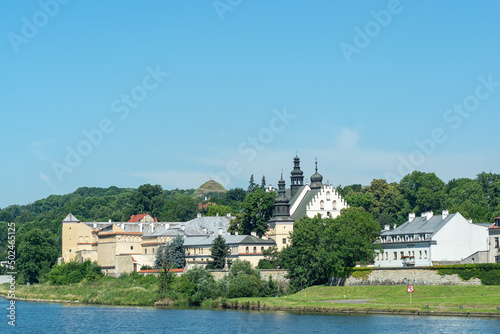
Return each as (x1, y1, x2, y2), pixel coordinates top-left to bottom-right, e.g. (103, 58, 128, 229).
(2, 281, 500, 317)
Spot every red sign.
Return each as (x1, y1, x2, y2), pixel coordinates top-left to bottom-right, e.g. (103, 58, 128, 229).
(407, 285, 414, 293)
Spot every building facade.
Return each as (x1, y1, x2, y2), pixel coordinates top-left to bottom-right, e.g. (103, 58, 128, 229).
(268, 156, 349, 250)
(374, 210, 489, 268)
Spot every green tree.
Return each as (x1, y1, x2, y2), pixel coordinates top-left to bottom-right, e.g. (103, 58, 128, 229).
(17, 229, 58, 284)
(161, 195, 198, 221)
(206, 235, 230, 269)
(207, 204, 232, 217)
(155, 235, 185, 293)
(228, 189, 276, 237)
(130, 184, 165, 218)
(261, 175, 267, 189)
(248, 174, 256, 193)
(281, 208, 380, 291)
(399, 171, 445, 214)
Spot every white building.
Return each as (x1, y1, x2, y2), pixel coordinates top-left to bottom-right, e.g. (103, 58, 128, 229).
(374, 210, 489, 268)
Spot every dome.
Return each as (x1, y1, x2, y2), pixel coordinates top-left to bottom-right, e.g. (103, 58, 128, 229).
(309, 161, 323, 189)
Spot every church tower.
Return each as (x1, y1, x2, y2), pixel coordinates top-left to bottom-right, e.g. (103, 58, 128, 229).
(290, 155, 304, 197)
(309, 160, 323, 190)
(269, 173, 295, 250)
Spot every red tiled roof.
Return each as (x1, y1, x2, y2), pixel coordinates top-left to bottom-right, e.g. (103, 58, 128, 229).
(128, 213, 149, 222)
(138, 268, 184, 273)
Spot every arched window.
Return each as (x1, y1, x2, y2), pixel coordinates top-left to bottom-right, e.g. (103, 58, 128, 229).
(320, 200, 325, 210)
(246, 246, 249, 253)
(332, 200, 337, 210)
(326, 191, 331, 201)
(253, 247, 257, 253)
(261, 247, 264, 252)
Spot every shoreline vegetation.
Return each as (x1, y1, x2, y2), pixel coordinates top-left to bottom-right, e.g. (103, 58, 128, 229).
(2, 281, 500, 318)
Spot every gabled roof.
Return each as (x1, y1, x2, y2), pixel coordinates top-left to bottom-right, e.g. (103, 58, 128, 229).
(291, 188, 321, 220)
(128, 213, 156, 222)
(62, 213, 80, 223)
(382, 213, 459, 237)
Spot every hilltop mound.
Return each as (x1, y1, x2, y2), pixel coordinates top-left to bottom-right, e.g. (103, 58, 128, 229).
(198, 180, 226, 192)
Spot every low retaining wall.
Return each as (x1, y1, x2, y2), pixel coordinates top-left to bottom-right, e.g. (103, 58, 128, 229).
(209, 269, 289, 290)
(333, 268, 482, 286)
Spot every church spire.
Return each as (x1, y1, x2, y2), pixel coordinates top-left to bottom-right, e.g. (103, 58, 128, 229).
(290, 154, 304, 197)
(310, 158, 323, 190)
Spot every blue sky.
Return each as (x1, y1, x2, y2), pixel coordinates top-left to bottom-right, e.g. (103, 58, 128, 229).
(1, 0, 500, 208)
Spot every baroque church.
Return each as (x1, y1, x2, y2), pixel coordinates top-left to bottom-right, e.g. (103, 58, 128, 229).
(267, 156, 349, 250)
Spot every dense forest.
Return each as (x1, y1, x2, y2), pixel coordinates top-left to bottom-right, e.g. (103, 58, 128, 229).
(1, 170, 499, 280)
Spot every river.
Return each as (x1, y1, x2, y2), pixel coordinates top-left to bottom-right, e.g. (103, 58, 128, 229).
(1, 298, 499, 333)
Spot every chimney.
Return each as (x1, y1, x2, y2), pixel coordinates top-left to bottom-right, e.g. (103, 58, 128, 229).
(442, 210, 449, 220)
(109, 219, 112, 223)
(226, 213, 231, 218)
(251, 231, 257, 237)
(235, 231, 239, 235)
(203, 227, 208, 234)
(150, 222, 154, 233)
(165, 223, 170, 229)
(393, 223, 397, 230)
(197, 213, 202, 218)
(216, 213, 219, 217)
(409, 213, 415, 222)
(422, 211, 433, 220)
(181, 224, 185, 231)
(93, 222, 97, 229)
(384, 224, 390, 231)
(218, 227, 223, 235)
(262, 235, 268, 240)
(467, 218, 473, 224)
(139, 223, 143, 232)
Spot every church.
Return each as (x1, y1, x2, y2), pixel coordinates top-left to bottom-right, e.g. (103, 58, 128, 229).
(267, 156, 349, 250)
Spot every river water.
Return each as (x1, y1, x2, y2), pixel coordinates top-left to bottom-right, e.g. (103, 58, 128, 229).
(1, 298, 499, 333)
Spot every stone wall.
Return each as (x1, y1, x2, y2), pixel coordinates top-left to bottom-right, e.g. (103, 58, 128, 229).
(209, 269, 289, 290)
(333, 268, 482, 286)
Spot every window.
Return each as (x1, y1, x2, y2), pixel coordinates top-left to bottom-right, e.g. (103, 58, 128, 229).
(253, 247, 257, 253)
(320, 200, 325, 210)
(326, 192, 331, 201)
(385, 252, 388, 260)
(130, 246, 134, 250)
(393, 252, 397, 260)
(495, 237, 499, 248)
(332, 200, 337, 210)
(377, 254, 380, 261)
(400, 251, 404, 259)
(261, 247, 264, 252)
(424, 250, 427, 259)
(246, 246, 249, 253)
(283, 238, 287, 245)
(327, 212, 330, 217)
(419, 251, 422, 259)
(145, 249, 147, 254)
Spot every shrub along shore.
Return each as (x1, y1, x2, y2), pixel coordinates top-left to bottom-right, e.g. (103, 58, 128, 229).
(2, 279, 500, 317)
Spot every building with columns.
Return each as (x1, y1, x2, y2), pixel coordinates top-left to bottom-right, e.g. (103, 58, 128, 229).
(268, 156, 349, 250)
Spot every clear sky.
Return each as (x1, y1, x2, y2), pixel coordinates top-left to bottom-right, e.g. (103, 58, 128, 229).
(1, 0, 500, 208)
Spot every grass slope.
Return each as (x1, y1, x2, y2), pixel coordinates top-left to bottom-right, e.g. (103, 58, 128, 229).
(229, 285, 500, 314)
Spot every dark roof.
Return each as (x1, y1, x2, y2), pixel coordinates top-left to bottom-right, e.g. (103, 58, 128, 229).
(291, 189, 320, 220)
(381, 213, 458, 237)
(182, 235, 276, 247)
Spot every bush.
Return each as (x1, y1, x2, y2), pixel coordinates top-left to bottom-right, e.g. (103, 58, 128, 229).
(257, 259, 276, 270)
(436, 264, 500, 285)
(45, 260, 103, 285)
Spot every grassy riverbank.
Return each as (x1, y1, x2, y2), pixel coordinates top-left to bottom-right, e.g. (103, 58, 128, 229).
(2, 280, 500, 316)
(222, 285, 500, 315)
(0, 275, 160, 306)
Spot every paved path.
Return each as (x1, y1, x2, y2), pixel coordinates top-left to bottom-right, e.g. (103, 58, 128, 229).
(319, 299, 372, 304)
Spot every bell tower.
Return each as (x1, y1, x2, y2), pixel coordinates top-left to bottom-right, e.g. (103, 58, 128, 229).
(290, 155, 304, 197)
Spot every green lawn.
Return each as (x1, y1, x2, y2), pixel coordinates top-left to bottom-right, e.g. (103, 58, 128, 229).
(229, 285, 500, 314)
